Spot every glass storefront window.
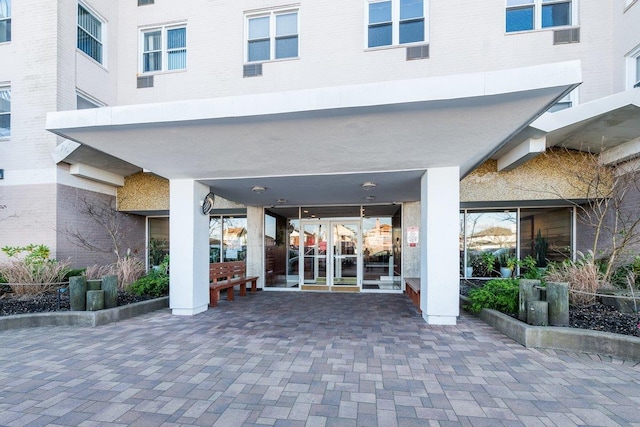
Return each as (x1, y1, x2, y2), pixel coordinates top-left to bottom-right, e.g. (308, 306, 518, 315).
(463, 210, 517, 278)
(209, 216, 247, 263)
(148, 217, 169, 267)
(460, 207, 573, 278)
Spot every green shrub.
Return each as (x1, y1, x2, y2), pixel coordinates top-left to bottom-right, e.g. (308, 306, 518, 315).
(465, 278, 519, 314)
(127, 270, 169, 297)
(64, 268, 86, 280)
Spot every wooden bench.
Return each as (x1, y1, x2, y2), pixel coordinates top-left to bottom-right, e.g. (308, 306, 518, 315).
(404, 278, 421, 312)
(209, 261, 259, 307)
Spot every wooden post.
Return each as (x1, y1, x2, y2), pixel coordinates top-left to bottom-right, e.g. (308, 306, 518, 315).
(87, 279, 101, 291)
(527, 300, 549, 326)
(101, 275, 118, 309)
(546, 282, 569, 327)
(86, 290, 105, 311)
(519, 279, 541, 322)
(69, 276, 87, 311)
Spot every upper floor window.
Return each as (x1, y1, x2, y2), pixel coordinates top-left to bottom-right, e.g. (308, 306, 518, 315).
(368, 0, 425, 48)
(141, 25, 187, 73)
(246, 9, 298, 63)
(0, 86, 10, 138)
(506, 0, 573, 33)
(76, 91, 105, 110)
(548, 89, 578, 113)
(0, 0, 11, 43)
(627, 46, 640, 89)
(77, 4, 104, 63)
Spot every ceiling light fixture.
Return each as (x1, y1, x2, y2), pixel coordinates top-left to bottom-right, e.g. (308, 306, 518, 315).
(251, 186, 266, 193)
(361, 182, 377, 191)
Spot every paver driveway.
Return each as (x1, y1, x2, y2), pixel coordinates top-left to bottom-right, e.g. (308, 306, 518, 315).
(1, 292, 640, 426)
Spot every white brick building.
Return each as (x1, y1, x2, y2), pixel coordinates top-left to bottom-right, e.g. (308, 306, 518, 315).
(1, 0, 639, 324)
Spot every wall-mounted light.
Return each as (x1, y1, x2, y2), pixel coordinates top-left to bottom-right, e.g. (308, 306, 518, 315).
(252, 185, 266, 193)
(277, 199, 288, 204)
(361, 181, 376, 191)
(364, 195, 376, 202)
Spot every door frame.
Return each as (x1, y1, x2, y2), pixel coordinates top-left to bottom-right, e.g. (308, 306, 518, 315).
(299, 218, 362, 291)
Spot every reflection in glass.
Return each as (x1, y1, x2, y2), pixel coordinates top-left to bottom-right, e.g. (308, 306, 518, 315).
(209, 216, 247, 263)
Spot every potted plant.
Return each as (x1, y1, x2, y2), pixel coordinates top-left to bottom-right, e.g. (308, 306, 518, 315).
(534, 230, 549, 269)
(498, 252, 517, 278)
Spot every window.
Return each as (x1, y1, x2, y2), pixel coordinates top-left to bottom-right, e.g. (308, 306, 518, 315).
(506, 0, 573, 33)
(547, 89, 577, 113)
(141, 25, 186, 72)
(0, 86, 9, 138)
(0, 0, 10, 43)
(209, 216, 248, 263)
(626, 46, 640, 89)
(368, 0, 425, 48)
(76, 91, 104, 109)
(77, 4, 104, 63)
(460, 207, 573, 278)
(246, 10, 298, 62)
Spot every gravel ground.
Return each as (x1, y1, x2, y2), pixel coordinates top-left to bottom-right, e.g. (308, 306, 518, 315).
(0, 290, 154, 317)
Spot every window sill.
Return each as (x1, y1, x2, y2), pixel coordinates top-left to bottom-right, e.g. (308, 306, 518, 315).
(364, 42, 427, 52)
(76, 49, 108, 71)
(139, 68, 188, 76)
(245, 56, 299, 65)
(505, 25, 579, 36)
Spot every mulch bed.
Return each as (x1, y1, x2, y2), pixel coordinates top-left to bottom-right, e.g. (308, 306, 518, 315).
(460, 279, 640, 337)
(0, 290, 154, 317)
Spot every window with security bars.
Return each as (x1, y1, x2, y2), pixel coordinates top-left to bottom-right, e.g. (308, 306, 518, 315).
(0, 0, 10, 43)
(142, 25, 186, 72)
(246, 10, 298, 62)
(506, 0, 574, 33)
(368, 0, 425, 48)
(77, 4, 103, 63)
(0, 87, 10, 138)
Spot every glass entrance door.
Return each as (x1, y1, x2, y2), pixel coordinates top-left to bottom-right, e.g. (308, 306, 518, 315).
(302, 223, 328, 289)
(332, 222, 360, 291)
(300, 220, 361, 291)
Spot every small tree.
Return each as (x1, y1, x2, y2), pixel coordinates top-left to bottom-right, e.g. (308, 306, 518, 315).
(544, 146, 640, 284)
(66, 193, 144, 264)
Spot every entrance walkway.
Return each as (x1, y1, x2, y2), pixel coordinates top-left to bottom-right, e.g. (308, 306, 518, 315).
(1, 292, 639, 426)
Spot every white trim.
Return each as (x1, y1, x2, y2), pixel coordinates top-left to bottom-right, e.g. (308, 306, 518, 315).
(365, 0, 429, 49)
(505, 0, 577, 33)
(245, 7, 300, 63)
(76, 89, 106, 109)
(625, 44, 640, 90)
(139, 23, 187, 74)
(47, 60, 582, 131)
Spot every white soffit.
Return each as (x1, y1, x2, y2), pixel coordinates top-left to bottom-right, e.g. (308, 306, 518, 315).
(70, 163, 125, 187)
(531, 88, 640, 151)
(46, 61, 581, 204)
(497, 136, 547, 171)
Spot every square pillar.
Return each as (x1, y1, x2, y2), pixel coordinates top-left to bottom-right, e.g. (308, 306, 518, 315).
(420, 167, 460, 325)
(169, 179, 210, 315)
(246, 206, 264, 288)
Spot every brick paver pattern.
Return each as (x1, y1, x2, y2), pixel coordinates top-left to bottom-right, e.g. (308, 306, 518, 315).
(1, 292, 640, 426)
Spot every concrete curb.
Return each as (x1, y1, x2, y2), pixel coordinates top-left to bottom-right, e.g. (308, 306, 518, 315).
(461, 296, 640, 361)
(0, 297, 169, 331)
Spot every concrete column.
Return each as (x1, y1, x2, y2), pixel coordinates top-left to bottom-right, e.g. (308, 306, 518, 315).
(169, 179, 210, 316)
(246, 206, 264, 288)
(420, 167, 460, 325)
